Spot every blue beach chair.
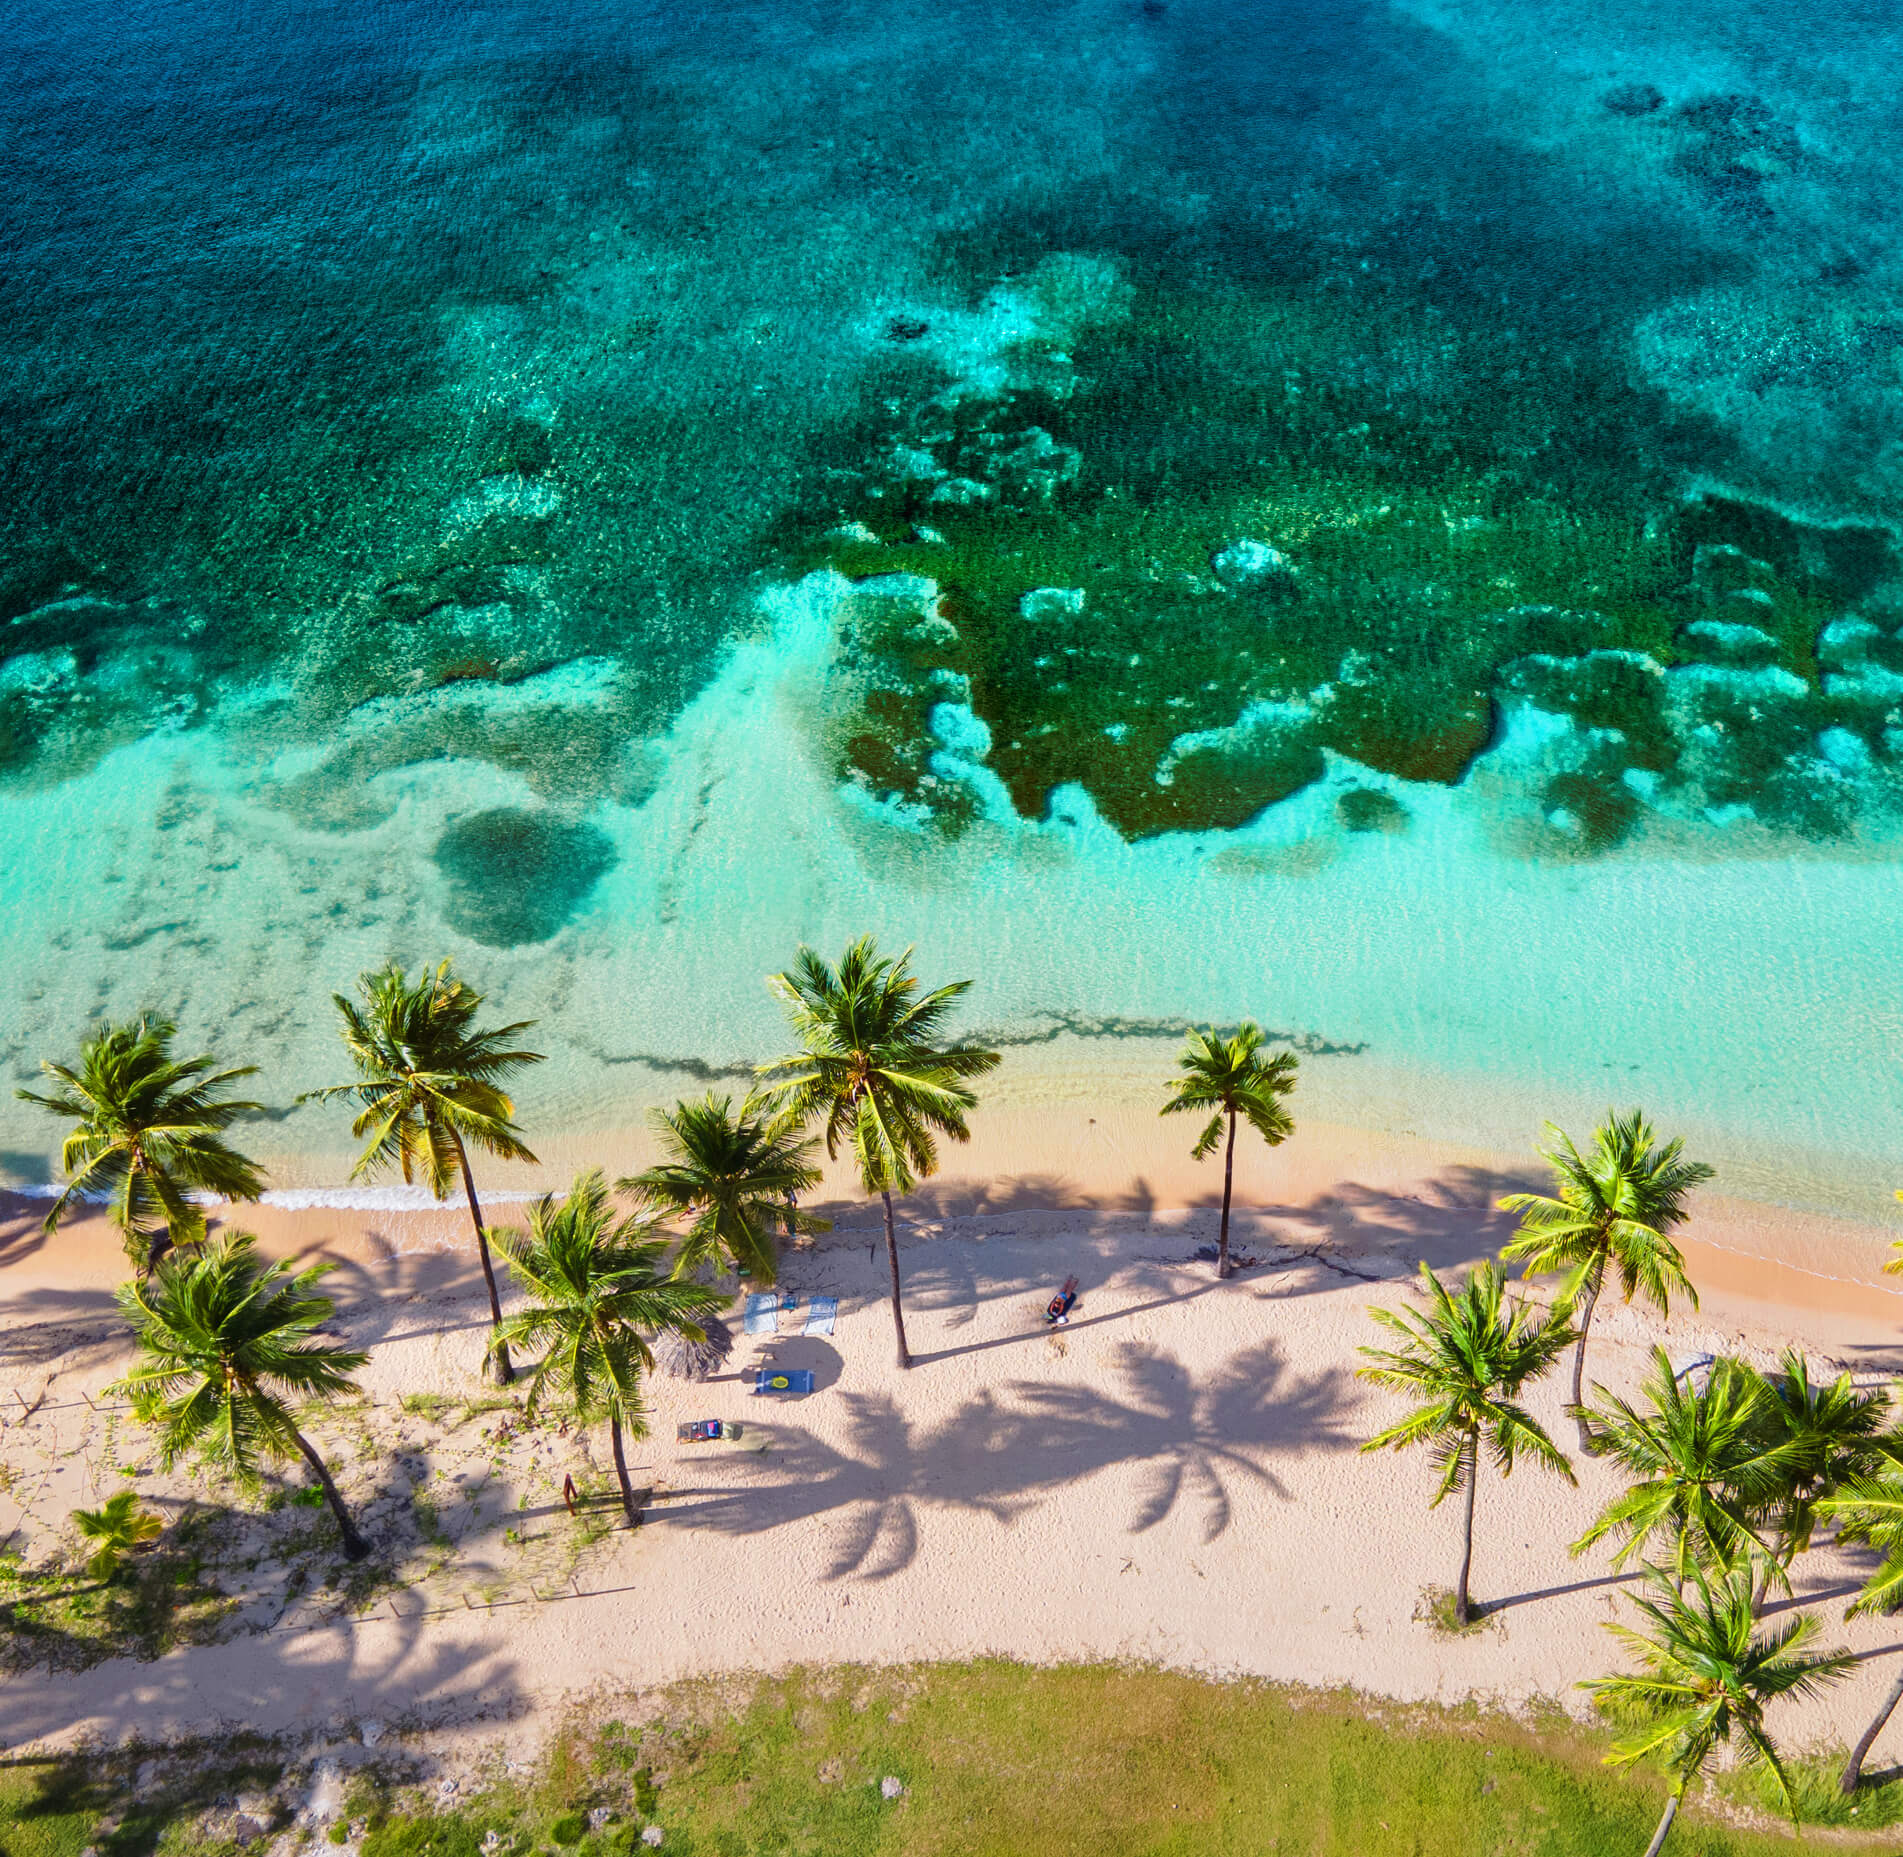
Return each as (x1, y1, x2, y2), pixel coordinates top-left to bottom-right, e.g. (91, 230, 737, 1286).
(752, 1368, 816, 1397)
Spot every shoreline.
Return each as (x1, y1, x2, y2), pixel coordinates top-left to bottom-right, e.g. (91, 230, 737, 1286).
(5, 1102, 1898, 1330)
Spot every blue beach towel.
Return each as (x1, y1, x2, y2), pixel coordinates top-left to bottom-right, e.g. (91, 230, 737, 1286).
(803, 1296, 838, 1337)
(753, 1368, 816, 1397)
(743, 1292, 778, 1336)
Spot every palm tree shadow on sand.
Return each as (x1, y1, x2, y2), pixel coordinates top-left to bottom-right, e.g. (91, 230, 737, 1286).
(656, 1338, 1359, 1579)
(1011, 1341, 1356, 1543)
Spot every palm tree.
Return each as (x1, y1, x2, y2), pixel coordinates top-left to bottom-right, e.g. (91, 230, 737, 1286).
(1573, 1350, 1790, 1581)
(1357, 1262, 1574, 1625)
(1500, 1111, 1712, 1452)
(18, 1018, 266, 1272)
(1814, 1462, 1903, 1792)
(72, 1491, 163, 1581)
(758, 937, 999, 1370)
(490, 1171, 729, 1526)
(1584, 1563, 1852, 1856)
(1160, 1025, 1298, 1279)
(303, 960, 542, 1384)
(1746, 1352, 1889, 1602)
(621, 1093, 829, 1286)
(110, 1235, 371, 1560)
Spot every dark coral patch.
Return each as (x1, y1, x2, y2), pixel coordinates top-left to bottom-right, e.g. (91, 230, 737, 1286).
(433, 808, 616, 947)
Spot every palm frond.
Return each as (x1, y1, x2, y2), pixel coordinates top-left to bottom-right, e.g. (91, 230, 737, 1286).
(108, 1235, 363, 1491)
(18, 1018, 266, 1251)
(1161, 1024, 1298, 1165)
(1575, 1348, 1792, 1575)
(1583, 1563, 1851, 1803)
(308, 961, 542, 1199)
(1499, 1111, 1710, 1317)
(759, 938, 998, 1199)
(492, 1170, 732, 1424)
(1358, 1262, 1572, 1501)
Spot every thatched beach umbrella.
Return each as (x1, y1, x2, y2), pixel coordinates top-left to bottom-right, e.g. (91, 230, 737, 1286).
(654, 1313, 736, 1381)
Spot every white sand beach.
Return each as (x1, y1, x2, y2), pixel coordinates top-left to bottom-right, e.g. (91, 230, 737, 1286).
(5, 1108, 1902, 1771)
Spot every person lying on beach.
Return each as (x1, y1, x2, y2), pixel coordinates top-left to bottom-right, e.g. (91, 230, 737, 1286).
(1046, 1276, 1080, 1326)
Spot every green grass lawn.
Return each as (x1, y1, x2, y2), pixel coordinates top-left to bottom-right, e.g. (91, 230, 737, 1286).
(3, 1663, 1894, 1856)
(0, 1762, 100, 1857)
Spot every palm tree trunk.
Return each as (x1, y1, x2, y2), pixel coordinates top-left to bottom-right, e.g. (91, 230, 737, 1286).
(1641, 1791, 1678, 1857)
(128, 1154, 170, 1279)
(609, 1414, 641, 1528)
(1752, 1543, 1794, 1615)
(290, 1427, 370, 1561)
(881, 1189, 912, 1370)
(1841, 1665, 1903, 1794)
(453, 1136, 514, 1386)
(1454, 1430, 1478, 1625)
(1217, 1110, 1237, 1280)
(1570, 1256, 1606, 1454)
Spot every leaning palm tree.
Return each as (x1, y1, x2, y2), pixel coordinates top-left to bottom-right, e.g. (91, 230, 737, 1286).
(111, 1235, 371, 1560)
(758, 937, 1000, 1370)
(1584, 1563, 1851, 1856)
(18, 1018, 266, 1272)
(1500, 1111, 1712, 1452)
(1573, 1350, 1790, 1582)
(1160, 1024, 1298, 1279)
(489, 1171, 729, 1526)
(1358, 1262, 1574, 1625)
(1814, 1461, 1903, 1792)
(72, 1491, 163, 1582)
(621, 1093, 829, 1286)
(303, 960, 542, 1384)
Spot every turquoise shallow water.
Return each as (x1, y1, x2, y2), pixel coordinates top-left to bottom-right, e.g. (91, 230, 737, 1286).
(2, 0, 1901, 1217)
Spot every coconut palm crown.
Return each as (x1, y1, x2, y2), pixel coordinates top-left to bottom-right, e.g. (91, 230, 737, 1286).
(1584, 1563, 1851, 1856)
(1499, 1110, 1712, 1451)
(303, 959, 542, 1382)
(1358, 1261, 1574, 1625)
(758, 936, 999, 1369)
(1572, 1349, 1793, 1581)
(18, 1017, 266, 1271)
(1160, 1023, 1298, 1279)
(111, 1234, 371, 1559)
(1748, 1350, 1891, 1576)
(622, 1092, 830, 1286)
(490, 1170, 729, 1525)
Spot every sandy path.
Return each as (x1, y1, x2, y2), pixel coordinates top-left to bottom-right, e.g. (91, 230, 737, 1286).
(4, 1141, 1903, 1767)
